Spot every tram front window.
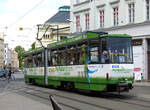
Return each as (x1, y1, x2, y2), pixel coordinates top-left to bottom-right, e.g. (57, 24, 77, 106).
(108, 37, 133, 63)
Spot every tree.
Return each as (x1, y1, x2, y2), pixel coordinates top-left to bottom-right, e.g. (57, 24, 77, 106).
(28, 42, 36, 51)
(14, 46, 25, 69)
(31, 42, 35, 50)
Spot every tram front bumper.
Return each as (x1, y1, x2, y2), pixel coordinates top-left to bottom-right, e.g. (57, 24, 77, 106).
(116, 83, 133, 92)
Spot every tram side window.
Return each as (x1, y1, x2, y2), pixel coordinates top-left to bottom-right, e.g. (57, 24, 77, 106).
(77, 42, 88, 65)
(27, 55, 34, 68)
(51, 49, 58, 66)
(48, 50, 51, 66)
(60, 52, 66, 66)
(32, 54, 37, 67)
(36, 53, 43, 67)
(67, 45, 76, 65)
(33, 55, 37, 67)
(57, 51, 61, 66)
(58, 47, 66, 66)
(89, 39, 99, 64)
(101, 38, 109, 63)
(28, 59, 33, 68)
(24, 57, 28, 68)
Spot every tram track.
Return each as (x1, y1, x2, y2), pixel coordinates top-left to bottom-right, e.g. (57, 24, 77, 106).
(22, 90, 80, 110)
(20, 87, 150, 110)
(22, 86, 114, 110)
(106, 92, 150, 104)
(86, 92, 150, 109)
(107, 96, 150, 108)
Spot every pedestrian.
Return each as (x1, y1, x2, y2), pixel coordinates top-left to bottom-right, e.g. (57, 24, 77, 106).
(101, 50, 109, 63)
(7, 69, 12, 83)
(11, 71, 16, 80)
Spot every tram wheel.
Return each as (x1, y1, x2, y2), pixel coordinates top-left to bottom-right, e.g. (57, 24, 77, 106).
(61, 81, 74, 90)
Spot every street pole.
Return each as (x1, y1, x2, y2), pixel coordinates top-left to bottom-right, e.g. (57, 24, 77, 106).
(36, 24, 49, 86)
(44, 47, 48, 86)
(36, 24, 59, 86)
(57, 25, 59, 41)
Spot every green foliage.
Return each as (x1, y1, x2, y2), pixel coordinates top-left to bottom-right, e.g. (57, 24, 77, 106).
(31, 42, 35, 50)
(19, 27, 23, 31)
(28, 42, 36, 51)
(14, 45, 25, 69)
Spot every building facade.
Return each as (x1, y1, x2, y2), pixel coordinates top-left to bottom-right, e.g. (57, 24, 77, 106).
(4, 43, 19, 70)
(10, 50, 19, 70)
(0, 33, 4, 69)
(70, 0, 150, 80)
(4, 43, 11, 68)
(4, 43, 8, 68)
(35, 6, 70, 48)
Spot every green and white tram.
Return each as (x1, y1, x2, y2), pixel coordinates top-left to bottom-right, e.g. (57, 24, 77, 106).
(24, 31, 134, 92)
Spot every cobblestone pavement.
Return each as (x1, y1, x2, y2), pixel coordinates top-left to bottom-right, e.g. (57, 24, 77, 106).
(0, 72, 53, 110)
(134, 81, 150, 87)
(1, 73, 150, 110)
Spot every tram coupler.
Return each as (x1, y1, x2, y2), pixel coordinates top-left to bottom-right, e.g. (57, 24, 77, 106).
(116, 83, 130, 93)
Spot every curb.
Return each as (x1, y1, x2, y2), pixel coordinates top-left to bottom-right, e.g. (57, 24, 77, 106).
(133, 82, 150, 87)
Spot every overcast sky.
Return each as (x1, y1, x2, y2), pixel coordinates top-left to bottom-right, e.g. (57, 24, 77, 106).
(0, 0, 70, 50)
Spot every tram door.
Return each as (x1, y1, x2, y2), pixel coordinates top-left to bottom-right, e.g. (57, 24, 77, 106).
(147, 40, 150, 80)
(147, 51, 150, 80)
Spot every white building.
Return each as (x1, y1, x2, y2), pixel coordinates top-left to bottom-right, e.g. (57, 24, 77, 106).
(4, 43, 9, 67)
(4, 43, 11, 68)
(0, 33, 4, 69)
(70, 0, 150, 80)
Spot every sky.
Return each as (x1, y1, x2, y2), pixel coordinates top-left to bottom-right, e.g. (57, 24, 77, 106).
(0, 0, 70, 50)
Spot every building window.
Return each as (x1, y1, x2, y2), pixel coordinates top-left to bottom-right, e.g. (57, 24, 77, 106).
(147, 39, 150, 51)
(146, 0, 150, 20)
(47, 35, 49, 39)
(76, 16, 80, 32)
(132, 39, 143, 46)
(43, 34, 50, 39)
(100, 10, 104, 28)
(128, 3, 135, 23)
(113, 7, 118, 26)
(85, 13, 89, 30)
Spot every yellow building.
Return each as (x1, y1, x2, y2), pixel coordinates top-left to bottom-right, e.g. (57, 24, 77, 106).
(0, 33, 4, 69)
(35, 6, 70, 48)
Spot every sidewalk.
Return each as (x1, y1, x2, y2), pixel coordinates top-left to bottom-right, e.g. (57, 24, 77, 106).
(133, 81, 150, 87)
(0, 93, 53, 110)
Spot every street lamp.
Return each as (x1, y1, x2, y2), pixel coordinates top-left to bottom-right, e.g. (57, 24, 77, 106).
(36, 24, 59, 86)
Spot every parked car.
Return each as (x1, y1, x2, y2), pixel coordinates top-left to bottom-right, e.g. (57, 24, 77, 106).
(14, 69, 22, 72)
(0, 70, 6, 78)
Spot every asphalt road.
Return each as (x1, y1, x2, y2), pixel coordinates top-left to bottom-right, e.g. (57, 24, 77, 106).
(0, 73, 150, 110)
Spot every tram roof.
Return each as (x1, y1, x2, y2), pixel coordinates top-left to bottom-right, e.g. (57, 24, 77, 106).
(102, 34, 132, 38)
(24, 47, 44, 56)
(47, 31, 131, 49)
(24, 31, 132, 55)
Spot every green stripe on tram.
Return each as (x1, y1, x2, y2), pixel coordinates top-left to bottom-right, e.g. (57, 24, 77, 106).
(24, 75, 45, 85)
(25, 74, 133, 91)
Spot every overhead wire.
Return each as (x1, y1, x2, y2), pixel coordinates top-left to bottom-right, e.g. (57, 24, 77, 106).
(8, 0, 45, 28)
